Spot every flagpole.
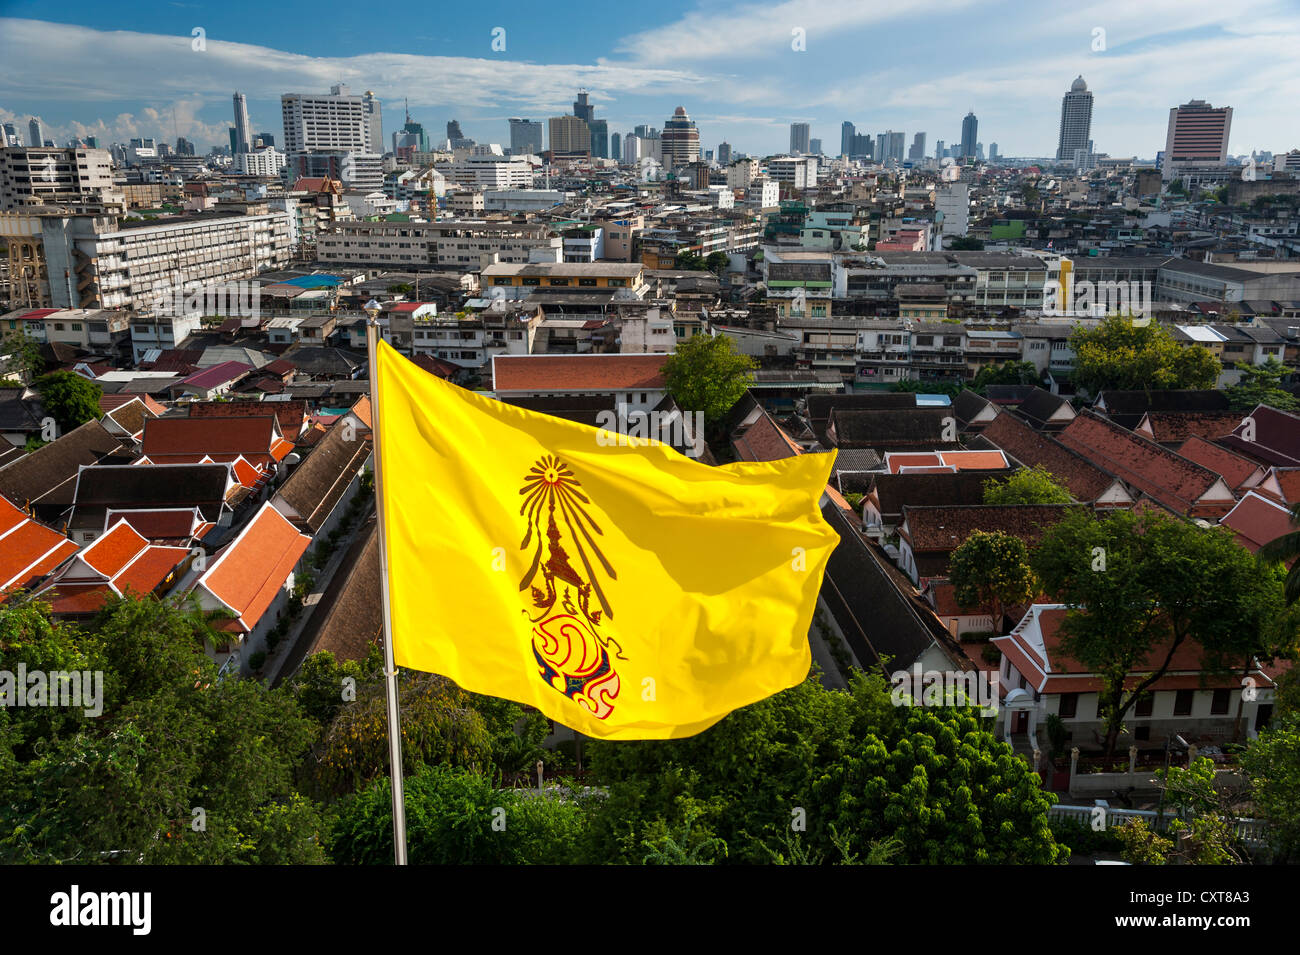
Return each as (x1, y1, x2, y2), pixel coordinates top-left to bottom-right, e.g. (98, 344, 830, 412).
(364, 301, 409, 865)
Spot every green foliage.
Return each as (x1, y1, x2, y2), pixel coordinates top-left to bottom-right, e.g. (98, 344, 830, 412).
(1069, 314, 1221, 395)
(330, 764, 589, 864)
(983, 466, 1072, 505)
(289, 647, 382, 725)
(949, 530, 1039, 628)
(1243, 711, 1300, 862)
(1225, 358, 1298, 412)
(1167, 178, 1186, 196)
(889, 378, 963, 398)
(583, 673, 1065, 865)
(948, 236, 984, 251)
(673, 250, 707, 271)
(1115, 817, 1173, 864)
(33, 371, 103, 434)
(971, 360, 1040, 393)
(1258, 502, 1300, 606)
(661, 333, 756, 426)
(1033, 508, 1296, 759)
(704, 251, 730, 275)
(1045, 713, 1068, 762)
(0, 331, 43, 383)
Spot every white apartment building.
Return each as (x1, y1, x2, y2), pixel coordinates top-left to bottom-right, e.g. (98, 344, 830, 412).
(232, 147, 286, 177)
(442, 156, 535, 190)
(0, 147, 120, 211)
(316, 219, 562, 269)
(282, 85, 373, 155)
(935, 183, 970, 239)
(128, 312, 206, 362)
(727, 158, 760, 189)
(4, 307, 131, 350)
(767, 156, 818, 190)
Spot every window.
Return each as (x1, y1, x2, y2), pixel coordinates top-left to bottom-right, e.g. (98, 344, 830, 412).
(71, 323, 82, 331)
(1135, 694, 1153, 717)
(608, 279, 627, 287)
(1059, 693, 1078, 719)
(1211, 688, 1231, 715)
(915, 335, 933, 346)
(1174, 689, 1194, 716)
(578, 278, 597, 287)
(493, 278, 513, 285)
(521, 277, 541, 286)
(54, 323, 65, 331)
(549, 278, 569, 286)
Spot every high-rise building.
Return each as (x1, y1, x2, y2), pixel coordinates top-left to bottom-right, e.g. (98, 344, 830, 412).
(257, 133, 274, 148)
(573, 90, 595, 123)
(976, 142, 984, 160)
(850, 134, 873, 160)
(1056, 75, 1093, 162)
(28, 118, 45, 149)
(363, 91, 383, 156)
(548, 115, 590, 156)
(908, 132, 927, 161)
(228, 128, 238, 155)
(232, 91, 252, 153)
(661, 106, 700, 168)
(508, 118, 543, 156)
(988, 142, 999, 161)
(623, 133, 641, 162)
(84, 136, 98, 149)
(717, 141, 732, 165)
(445, 119, 473, 149)
(876, 131, 904, 165)
(960, 112, 978, 159)
(1, 123, 17, 147)
(281, 85, 373, 155)
(175, 137, 195, 156)
(841, 121, 855, 158)
(610, 133, 622, 162)
(1162, 99, 1232, 178)
(790, 122, 811, 155)
(809, 138, 822, 155)
(589, 119, 609, 159)
(634, 125, 655, 139)
(935, 139, 945, 160)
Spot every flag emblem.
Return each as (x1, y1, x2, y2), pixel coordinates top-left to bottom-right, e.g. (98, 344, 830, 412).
(519, 454, 625, 719)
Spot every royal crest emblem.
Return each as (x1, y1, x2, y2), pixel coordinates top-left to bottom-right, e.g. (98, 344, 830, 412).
(518, 455, 625, 719)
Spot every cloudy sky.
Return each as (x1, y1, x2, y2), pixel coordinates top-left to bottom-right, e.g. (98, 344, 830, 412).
(1, 0, 1298, 159)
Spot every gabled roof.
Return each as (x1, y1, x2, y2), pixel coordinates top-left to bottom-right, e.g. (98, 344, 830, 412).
(1134, 410, 1244, 445)
(142, 415, 292, 465)
(188, 399, 308, 437)
(807, 393, 915, 441)
(38, 517, 189, 615)
(1094, 389, 1229, 431)
(104, 507, 213, 543)
(492, 354, 667, 393)
(827, 407, 949, 449)
(1219, 491, 1295, 555)
(982, 409, 1126, 504)
(1258, 467, 1300, 506)
(101, 396, 156, 439)
(0, 420, 136, 524)
(730, 402, 801, 462)
(901, 504, 1073, 553)
(174, 361, 252, 391)
(1218, 404, 1300, 468)
(1014, 387, 1076, 431)
(273, 418, 373, 533)
(952, 389, 996, 430)
(1058, 410, 1237, 516)
(68, 462, 234, 526)
(194, 502, 311, 633)
(884, 450, 1008, 473)
(867, 470, 1012, 521)
(1175, 435, 1265, 491)
(0, 495, 78, 596)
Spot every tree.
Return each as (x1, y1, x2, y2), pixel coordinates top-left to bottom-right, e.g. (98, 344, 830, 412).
(1259, 502, 1300, 605)
(1225, 358, 1298, 412)
(1033, 508, 1296, 760)
(704, 251, 730, 275)
(1167, 178, 1187, 196)
(949, 530, 1039, 630)
(673, 249, 706, 271)
(889, 377, 963, 398)
(0, 331, 43, 384)
(970, 360, 1040, 393)
(1243, 712, 1300, 862)
(983, 466, 1072, 505)
(34, 371, 102, 435)
(948, 236, 984, 251)
(1069, 314, 1221, 395)
(661, 333, 756, 427)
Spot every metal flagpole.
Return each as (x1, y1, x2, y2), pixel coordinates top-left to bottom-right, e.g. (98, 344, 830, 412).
(364, 299, 409, 865)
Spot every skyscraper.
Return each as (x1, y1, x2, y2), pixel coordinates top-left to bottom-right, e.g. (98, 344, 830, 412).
(548, 115, 590, 156)
(0, 123, 15, 147)
(573, 90, 594, 123)
(989, 142, 999, 161)
(717, 141, 732, 165)
(508, 118, 543, 155)
(281, 86, 372, 155)
(790, 122, 811, 154)
(589, 119, 609, 159)
(661, 106, 700, 168)
(841, 121, 855, 158)
(908, 132, 927, 161)
(232, 91, 252, 153)
(610, 133, 622, 162)
(935, 139, 945, 160)
(1162, 99, 1232, 178)
(960, 112, 978, 159)
(809, 138, 822, 155)
(28, 118, 45, 148)
(633, 125, 655, 140)
(363, 91, 383, 156)
(877, 131, 904, 165)
(1056, 75, 1093, 162)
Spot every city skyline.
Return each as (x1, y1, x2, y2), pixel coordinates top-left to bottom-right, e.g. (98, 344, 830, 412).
(1, 1, 1299, 159)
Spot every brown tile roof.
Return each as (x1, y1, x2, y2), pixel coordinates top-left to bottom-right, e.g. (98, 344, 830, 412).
(868, 470, 1013, 522)
(1095, 389, 1229, 430)
(142, 415, 291, 466)
(189, 399, 308, 437)
(827, 407, 949, 449)
(1220, 492, 1295, 555)
(981, 410, 1121, 504)
(1058, 410, 1235, 517)
(492, 354, 667, 393)
(1262, 467, 1300, 505)
(1135, 411, 1244, 445)
(1175, 435, 1264, 491)
(731, 409, 801, 462)
(102, 397, 155, 438)
(901, 504, 1073, 553)
(300, 521, 382, 665)
(1218, 405, 1300, 468)
(274, 418, 372, 533)
(0, 421, 136, 525)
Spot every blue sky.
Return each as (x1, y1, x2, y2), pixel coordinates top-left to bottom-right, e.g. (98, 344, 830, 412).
(2, 0, 1298, 159)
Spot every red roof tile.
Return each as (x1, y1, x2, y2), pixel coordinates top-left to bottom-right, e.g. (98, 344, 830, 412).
(81, 521, 150, 578)
(1220, 492, 1295, 554)
(1135, 411, 1244, 444)
(196, 502, 310, 632)
(1176, 435, 1264, 491)
(142, 415, 285, 467)
(983, 410, 1124, 504)
(492, 354, 667, 393)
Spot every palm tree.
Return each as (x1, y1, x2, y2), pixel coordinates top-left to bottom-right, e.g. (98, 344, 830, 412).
(1259, 502, 1300, 605)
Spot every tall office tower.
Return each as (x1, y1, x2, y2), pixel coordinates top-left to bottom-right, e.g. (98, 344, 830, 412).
(175, 137, 194, 156)
(589, 119, 609, 159)
(976, 142, 984, 160)
(0, 125, 9, 147)
(790, 122, 811, 154)
(634, 124, 655, 139)
(935, 139, 945, 160)
(228, 128, 238, 154)
(508, 118, 543, 155)
(258, 133, 274, 148)
(841, 121, 855, 158)
(232, 92, 252, 153)
(717, 141, 732, 165)
(610, 133, 621, 161)
(85, 136, 98, 149)
(548, 115, 590, 156)
(850, 133, 873, 159)
(573, 90, 595, 123)
(661, 106, 700, 168)
(876, 130, 904, 164)
(809, 138, 822, 155)
(960, 111, 978, 159)
(1162, 99, 1232, 178)
(623, 133, 641, 162)
(28, 118, 45, 148)
(908, 132, 927, 161)
(1056, 75, 1094, 162)
(988, 142, 999, 161)
(363, 91, 383, 154)
(281, 86, 370, 155)
(1, 123, 16, 147)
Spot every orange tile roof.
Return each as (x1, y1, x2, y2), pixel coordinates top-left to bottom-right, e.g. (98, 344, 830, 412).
(887, 453, 942, 473)
(197, 502, 310, 632)
(81, 521, 149, 578)
(350, 395, 373, 430)
(938, 450, 1009, 470)
(0, 496, 79, 595)
(113, 545, 189, 595)
(493, 354, 667, 393)
(231, 456, 264, 490)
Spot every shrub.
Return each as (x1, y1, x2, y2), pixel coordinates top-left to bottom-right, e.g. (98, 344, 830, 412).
(248, 650, 267, 671)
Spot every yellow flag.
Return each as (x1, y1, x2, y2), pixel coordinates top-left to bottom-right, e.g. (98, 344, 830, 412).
(374, 341, 839, 740)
